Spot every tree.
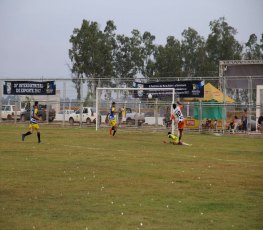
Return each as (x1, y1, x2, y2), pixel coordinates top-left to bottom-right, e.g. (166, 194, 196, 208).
(113, 30, 145, 86)
(206, 17, 242, 74)
(141, 32, 157, 79)
(154, 36, 182, 79)
(243, 33, 263, 60)
(181, 27, 208, 77)
(69, 20, 114, 101)
(114, 34, 134, 84)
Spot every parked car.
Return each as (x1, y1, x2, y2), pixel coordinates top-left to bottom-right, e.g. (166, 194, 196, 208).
(1, 105, 21, 120)
(20, 104, 56, 122)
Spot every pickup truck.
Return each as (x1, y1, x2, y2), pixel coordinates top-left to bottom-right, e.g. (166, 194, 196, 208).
(54, 109, 74, 121)
(125, 107, 145, 126)
(1, 105, 21, 120)
(20, 104, 56, 122)
(68, 107, 98, 125)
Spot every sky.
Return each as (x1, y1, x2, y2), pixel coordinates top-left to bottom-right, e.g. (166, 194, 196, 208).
(0, 0, 262, 79)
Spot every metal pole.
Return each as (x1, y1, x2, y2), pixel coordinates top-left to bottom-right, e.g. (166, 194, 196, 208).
(80, 79, 83, 127)
(171, 88, 175, 134)
(96, 88, 99, 131)
(62, 80, 66, 126)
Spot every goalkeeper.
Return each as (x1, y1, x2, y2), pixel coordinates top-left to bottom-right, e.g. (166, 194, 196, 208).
(167, 132, 180, 145)
(166, 132, 192, 146)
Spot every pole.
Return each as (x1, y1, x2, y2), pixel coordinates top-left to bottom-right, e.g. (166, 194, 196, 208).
(96, 88, 99, 131)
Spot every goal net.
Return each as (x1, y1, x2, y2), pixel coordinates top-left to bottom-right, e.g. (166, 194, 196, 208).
(95, 87, 176, 132)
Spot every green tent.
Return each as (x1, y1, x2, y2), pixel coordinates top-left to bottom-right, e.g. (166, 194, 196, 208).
(194, 101, 226, 120)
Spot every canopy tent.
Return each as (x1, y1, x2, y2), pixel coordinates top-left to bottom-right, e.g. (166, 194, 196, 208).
(202, 83, 234, 103)
(193, 83, 234, 120)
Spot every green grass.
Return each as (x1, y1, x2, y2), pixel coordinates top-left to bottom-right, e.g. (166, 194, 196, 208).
(0, 124, 263, 230)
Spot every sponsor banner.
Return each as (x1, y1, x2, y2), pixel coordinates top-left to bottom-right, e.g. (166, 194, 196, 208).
(133, 80, 204, 98)
(3, 81, 56, 95)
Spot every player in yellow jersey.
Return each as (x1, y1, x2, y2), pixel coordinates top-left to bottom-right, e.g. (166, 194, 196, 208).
(165, 132, 192, 146)
(22, 101, 41, 143)
(109, 102, 118, 136)
(167, 132, 180, 145)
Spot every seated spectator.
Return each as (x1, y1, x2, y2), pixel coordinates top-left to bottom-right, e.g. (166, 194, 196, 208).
(213, 119, 218, 131)
(233, 116, 241, 132)
(205, 119, 212, 129)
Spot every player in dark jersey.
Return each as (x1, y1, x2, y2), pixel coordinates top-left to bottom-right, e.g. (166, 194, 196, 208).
(22, 101, 41, 143)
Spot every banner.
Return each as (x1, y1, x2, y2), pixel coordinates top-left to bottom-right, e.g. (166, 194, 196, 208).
(133, 80, 204, 98)
(3, 81, 56, 95)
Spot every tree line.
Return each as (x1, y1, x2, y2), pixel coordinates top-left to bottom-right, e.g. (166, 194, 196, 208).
(68, 17, 263, 100)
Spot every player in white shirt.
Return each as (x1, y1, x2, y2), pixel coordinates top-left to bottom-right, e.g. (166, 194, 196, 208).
(171, 102, 185, 144)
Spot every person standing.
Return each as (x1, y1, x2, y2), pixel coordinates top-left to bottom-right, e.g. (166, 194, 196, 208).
(121, 104, 126, 123)
(22, 101, 41, 143)
(241, 109, 248, 132)
(258, 112, 263, 132)
(171, 101, 185, 144)
(109, 102, 118, 136)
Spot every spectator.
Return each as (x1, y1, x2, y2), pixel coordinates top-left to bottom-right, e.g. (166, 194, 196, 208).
(164, 106, 171, 128)
(241, 109, 248, 132)
(258, 113, 263, 132)
(233, 116, 241, 132)
(121, 105, 126, 123)
(213, 119, 218, 132)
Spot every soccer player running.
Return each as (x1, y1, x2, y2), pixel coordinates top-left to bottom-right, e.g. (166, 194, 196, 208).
(109, 102, 118, 136)
(22, 101, 41, 143)
(171, 101, 185, 144)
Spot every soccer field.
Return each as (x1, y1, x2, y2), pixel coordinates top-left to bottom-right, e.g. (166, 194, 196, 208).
(0, 124, 262, 230)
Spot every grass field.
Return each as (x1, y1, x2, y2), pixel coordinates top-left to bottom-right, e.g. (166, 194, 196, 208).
(0, 124, 262, 230)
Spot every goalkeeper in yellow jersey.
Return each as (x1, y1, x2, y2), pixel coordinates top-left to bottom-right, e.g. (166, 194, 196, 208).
(165, 132, 191, 146)
(167, 132, 180, 145)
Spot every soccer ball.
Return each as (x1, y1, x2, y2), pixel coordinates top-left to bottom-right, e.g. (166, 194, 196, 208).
(148, 93, 152, 99)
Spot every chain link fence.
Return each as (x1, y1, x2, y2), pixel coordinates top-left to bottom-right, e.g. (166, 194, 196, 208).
(0, 76, 262, 133)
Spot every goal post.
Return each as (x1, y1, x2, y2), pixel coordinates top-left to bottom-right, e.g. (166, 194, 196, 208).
(95, 87, 176, 132)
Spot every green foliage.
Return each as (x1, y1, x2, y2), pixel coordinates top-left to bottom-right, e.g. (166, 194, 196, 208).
(1, 125, 263, 229)
(244, 33, 263, 60)
(68, 17, 262, 98)
(155, 36, 182, 78)
(206, 17, 243, 73)
(181, 27, 209, 77)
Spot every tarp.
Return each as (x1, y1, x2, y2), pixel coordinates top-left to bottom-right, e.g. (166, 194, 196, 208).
(194, 101, 226, 120)
(202, 83, 234, 103)
(193, 83, 234, 120)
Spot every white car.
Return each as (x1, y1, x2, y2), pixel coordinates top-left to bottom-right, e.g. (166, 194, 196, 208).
(54, 110, 74, 121)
